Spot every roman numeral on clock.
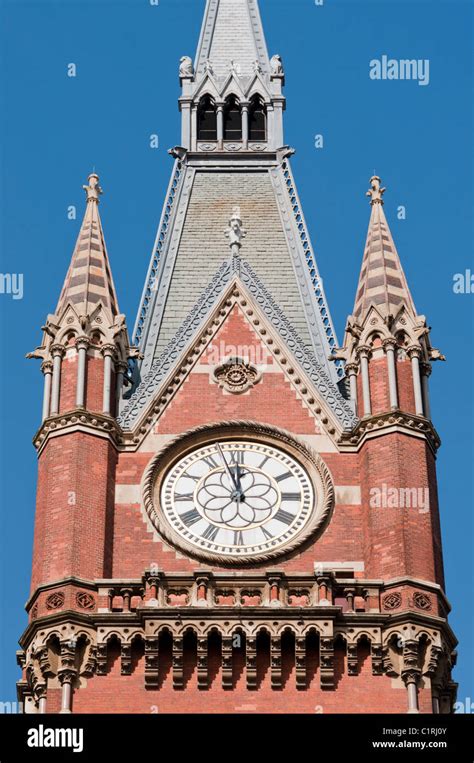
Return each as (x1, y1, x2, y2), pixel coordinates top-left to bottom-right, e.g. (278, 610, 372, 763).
(203, 455, 218, 469)
(231, 450, 245, 464)
(233, 530, 244, 546)
(261, 526, 273, 541)
(281, 492, 301, 502)
(180, 508, 201, 527)
(274, 509, 295, 525)
(275, 471, 293, 483)
(174, 493, 194, 502)
(202, 524, 219, 541)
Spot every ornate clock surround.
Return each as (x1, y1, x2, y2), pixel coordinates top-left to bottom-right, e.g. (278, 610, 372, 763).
(142, 421, 335, 565)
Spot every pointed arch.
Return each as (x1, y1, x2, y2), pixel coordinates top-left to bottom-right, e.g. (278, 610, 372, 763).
(224, 95, 242, 141)
(197, 95, 217, 141)
(249, 93, 267, 142)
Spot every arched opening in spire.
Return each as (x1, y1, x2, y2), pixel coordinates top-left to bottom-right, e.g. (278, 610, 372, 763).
(224, 95, 242, 141)
(248, 94, 267, 142)
(197, 95, 217, 141)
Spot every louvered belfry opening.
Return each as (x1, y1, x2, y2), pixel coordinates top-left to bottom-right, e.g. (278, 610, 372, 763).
(249, 94, 267, 141)
(224, 95, 242, 141)
(197, 95, 218, 140)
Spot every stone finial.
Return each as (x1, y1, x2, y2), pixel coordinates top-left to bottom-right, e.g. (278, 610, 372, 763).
(204, 59, 214, 75)
(83, 173, 102, 203)
(270, 54, 284, 76)
(229, 60, 241, 76)
(179, 56, 194, 78)
(225, 206, 247, 249)
(253, 60, 262, 74)
(366, 175, 386, 206)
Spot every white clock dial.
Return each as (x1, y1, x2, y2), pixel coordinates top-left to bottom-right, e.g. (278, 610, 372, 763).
(159, 441, 314, 560)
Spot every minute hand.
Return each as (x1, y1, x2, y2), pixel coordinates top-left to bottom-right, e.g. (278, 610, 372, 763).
(216, 444, 239, 492)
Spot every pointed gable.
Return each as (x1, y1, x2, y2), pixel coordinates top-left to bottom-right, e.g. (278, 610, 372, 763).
(56, 174, 120, 320)
(353, 176, 417, 321)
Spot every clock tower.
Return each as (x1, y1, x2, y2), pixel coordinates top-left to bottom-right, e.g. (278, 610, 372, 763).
(18, 0, 457, 714)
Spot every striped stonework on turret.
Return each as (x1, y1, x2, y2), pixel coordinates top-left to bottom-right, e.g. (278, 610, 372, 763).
(56, 174, 120, 321)
(353, 176, 416, 321)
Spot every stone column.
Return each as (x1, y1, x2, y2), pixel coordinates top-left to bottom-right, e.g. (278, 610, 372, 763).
(41, 361, 53, 422)
(346, 363, 359, 411)
(408, 347, 424, 416)
(115, 361, 127, 410)
(50, 345, 65, 416)
(58, 638, 77, 714)
(358, 347, 372, 417)
(195, 576, 209, 605)
(242, 103, 249, 148)
(267, 572, 282, 607)
(383, 339, 399, 410)
(402, 639, 421, 713)
(101, 344, 115, 416)
(216, 103, 224, 149)
(222, 635, 233, 690)
(421, 362, 432, 420)
(75, 337, 89, 409)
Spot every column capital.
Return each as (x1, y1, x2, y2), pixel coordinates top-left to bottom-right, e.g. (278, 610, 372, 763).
(50, 343, 66, 358)
(101, 343, 116, 358)
(407, 345, 423, 360)
(41, 360, 53, 374)
(382, 337, 398, 352)
(75, 335, 91, 351)
(345, 362, 359, 376)
(356, 345, 372, 360)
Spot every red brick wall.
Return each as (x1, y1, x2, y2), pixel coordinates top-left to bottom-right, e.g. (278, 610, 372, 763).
(31, 433, 117, 590)
(360, 433, 441, 582)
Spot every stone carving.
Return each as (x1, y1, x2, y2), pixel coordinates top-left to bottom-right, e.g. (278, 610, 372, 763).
(288, 590, 310, 607)
(412, 592, 432, 611)
(204, 59, 214, 75)
(382, 592, 402, 610)
(82, 173, 102, 204)
(213, 357, 261, 395)
(179, 56, 194, 78)
(240, 590, 262, 606)
(229, 59, 241, 76)
(45, 592, 65, 611)
(76, 591, 96, 611)
(225, 207, 247, 249)
(166, 589, 190, 607)
(366, 175, 386, 206)
(270, 54, 284, 76)
(214, 590, 236, 606)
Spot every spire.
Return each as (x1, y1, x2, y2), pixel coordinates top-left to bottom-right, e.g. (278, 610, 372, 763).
(353, 176, 417, 321)
(56, 173, 120, 320)
(195, 0, 271, 79)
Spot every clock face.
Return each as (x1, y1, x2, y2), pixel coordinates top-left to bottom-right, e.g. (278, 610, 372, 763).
(158, 440, 315, 561)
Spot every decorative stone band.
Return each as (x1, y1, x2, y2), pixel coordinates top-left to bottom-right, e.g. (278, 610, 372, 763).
(33, 408, 123, 454)
(17, 608, 457, 710)
(338, 410, 441, 453)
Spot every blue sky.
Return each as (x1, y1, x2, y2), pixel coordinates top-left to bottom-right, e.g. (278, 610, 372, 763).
(0, 0, 472, 707)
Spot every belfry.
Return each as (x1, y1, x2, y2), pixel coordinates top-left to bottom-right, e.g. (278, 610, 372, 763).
(18, 0, 457, 714)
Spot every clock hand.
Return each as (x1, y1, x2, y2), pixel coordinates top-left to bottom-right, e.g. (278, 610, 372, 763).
(229, 451, 244, 494)
(216, 443, 240, 493)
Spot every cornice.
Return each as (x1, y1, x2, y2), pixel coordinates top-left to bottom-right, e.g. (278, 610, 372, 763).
(33, 409, 122, 455)
(338, 410, 441, 454)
